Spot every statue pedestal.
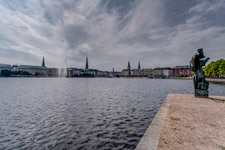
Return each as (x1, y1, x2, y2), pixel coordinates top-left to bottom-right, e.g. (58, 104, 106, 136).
(195, 89, 208, 97)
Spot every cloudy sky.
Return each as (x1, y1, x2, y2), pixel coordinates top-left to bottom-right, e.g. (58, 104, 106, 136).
(0, 0, 225, 71)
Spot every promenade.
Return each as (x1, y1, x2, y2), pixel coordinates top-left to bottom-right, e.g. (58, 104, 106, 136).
(136, 94, 225, 150)
(206, 78, 225, 83)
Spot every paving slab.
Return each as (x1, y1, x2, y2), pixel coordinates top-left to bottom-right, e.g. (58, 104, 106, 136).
(158, 94, 225, 150)
(136, 94, 225, 150)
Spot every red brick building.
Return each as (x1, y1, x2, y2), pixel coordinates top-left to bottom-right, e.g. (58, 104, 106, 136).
(173, 65, 192, 77)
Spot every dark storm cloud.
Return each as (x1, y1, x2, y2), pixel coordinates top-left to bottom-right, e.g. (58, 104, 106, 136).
(0, 0, 225, 70)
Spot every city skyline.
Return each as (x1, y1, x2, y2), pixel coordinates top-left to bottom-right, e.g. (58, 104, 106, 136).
(0, 55, 190, 72)
(0, 0, 225, 71)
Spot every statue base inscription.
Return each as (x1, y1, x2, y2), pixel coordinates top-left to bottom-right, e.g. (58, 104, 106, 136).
(195, 89, 208, 97)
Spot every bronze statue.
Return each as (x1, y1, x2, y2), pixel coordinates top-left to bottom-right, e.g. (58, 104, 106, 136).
(190, 48, 210, 97)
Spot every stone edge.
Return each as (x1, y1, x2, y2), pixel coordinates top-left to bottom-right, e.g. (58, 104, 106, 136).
(135, 94, 173, 150)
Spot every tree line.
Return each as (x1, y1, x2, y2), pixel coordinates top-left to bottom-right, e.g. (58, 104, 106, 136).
(0, 69, 44, 77)
(203, 59, 225, 78)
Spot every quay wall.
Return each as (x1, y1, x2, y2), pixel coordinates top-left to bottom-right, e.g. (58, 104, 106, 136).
(135, 94, 172, 150)
(206, 78, 225, 83)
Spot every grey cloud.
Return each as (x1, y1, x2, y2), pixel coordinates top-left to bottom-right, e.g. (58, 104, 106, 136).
(162, 0, 199, 27)
(43, 5, 64, 25)
(0, 48, 39, 64)
(64, 25, 89, 49)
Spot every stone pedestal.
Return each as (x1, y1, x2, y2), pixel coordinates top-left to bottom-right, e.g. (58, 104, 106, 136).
(195, 89, 208, 97)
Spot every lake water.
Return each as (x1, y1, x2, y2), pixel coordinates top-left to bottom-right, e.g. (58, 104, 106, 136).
(0, 78, 224, 150)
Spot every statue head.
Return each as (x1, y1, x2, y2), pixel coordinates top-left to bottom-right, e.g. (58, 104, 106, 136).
(197, 48, 205, 58)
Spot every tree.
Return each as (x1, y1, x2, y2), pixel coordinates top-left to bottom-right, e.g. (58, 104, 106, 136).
(203, 59, 225, 78)
(218, 61, 225, 76)
(1, 69, 12, 76)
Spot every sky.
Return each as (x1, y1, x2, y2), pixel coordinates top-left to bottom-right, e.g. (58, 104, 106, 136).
(0, 0, 225, 71)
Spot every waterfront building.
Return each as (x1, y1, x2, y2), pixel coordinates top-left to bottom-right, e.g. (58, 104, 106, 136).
(67, 56, 98, 77)
(131, 69, 141, 76)
(173, 65, 192, 77)
(87, 69, 98, 76)
(142, 68, 154, 77)
(67, 68, 82, 77)
(16, 56, 48, 76)
(109, 68, 121, 77)
(132, 61, 142, 75)
(12, 64, 18, 71)
(121, 69, 130, 76)
(16, 57, 59, 77)
(121, 61, 131, 76)
(0, 64, 12, 75)
(17, 65, 48, 76)
(97, 71, 109, 77)
(154, 67, 173, 78)
(109, 71, 121, 77)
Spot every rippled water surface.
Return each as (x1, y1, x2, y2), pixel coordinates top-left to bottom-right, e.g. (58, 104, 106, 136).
(0, 78, 225, 150)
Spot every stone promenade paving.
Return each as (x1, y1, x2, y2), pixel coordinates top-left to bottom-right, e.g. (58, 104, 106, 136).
(158, 94, 225, 150)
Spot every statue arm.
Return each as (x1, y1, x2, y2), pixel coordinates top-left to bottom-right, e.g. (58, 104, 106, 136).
(202, 57, 210, 66)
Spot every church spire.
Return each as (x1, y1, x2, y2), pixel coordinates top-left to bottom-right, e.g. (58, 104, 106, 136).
(138, 61, 141, 70)
(85, 56, 88, 70)
(127, 61, 130, 70)
(42, 56, 45, 67)
(127, 61, 131, 75)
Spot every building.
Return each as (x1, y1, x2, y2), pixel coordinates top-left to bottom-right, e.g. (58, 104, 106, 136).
(121, 61, 131, 76)
(142, 68, 154, 77)
(97, 71, 109, 77)
(15, 56, 59, 77)
(131, 61, 142, 76)
(154, 67, 173, 78)
(110, 71, 121, 77)
(12, 64, 18, 71)
(67, 68, 82, 77)
(121, 69, 130, 76)
(87, 69, 98, 76)
(109, 67, 121, 77)
(16, 56, 48, 76)
(173, 65, 192, 77)
(131, 69, 141, 76)
(17, 65, 49, 76)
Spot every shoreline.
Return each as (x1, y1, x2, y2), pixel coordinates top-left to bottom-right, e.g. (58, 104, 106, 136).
(206, 78, 225, 83)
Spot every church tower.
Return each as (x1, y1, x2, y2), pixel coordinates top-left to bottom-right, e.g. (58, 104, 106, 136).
(127, 61, 131, 75)
(42, 56, 46, 67)
(85, 56, 88, 70)
(138, 61, 141, 70)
